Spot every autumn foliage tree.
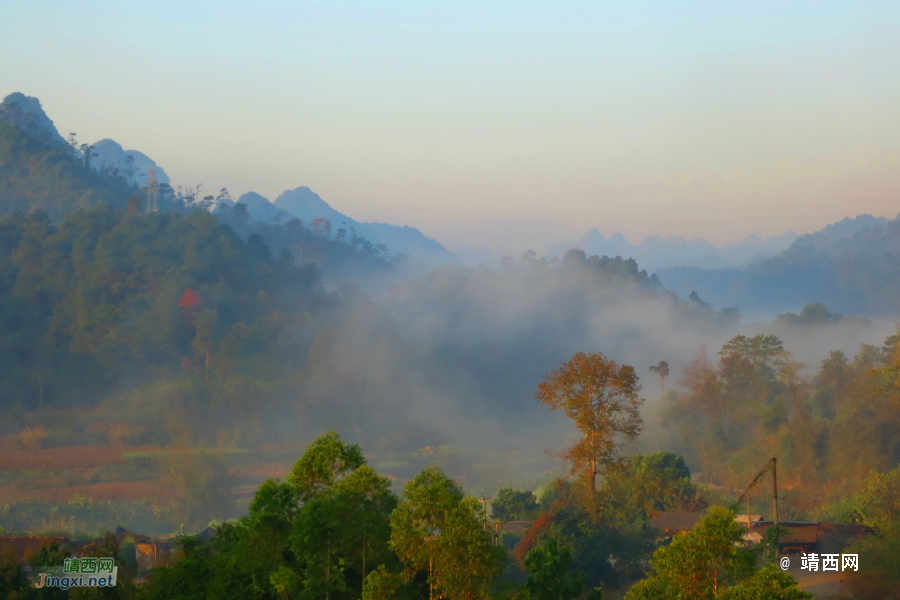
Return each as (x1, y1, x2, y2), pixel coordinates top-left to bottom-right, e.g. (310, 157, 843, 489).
(178, 287, 203, 311)
(536, 352, 644, 499)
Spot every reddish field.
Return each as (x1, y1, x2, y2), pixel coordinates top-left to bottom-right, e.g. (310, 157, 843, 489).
(0, 481, 177, 504)
(230, 462, 291, 479)
(0, 446, 163, 471)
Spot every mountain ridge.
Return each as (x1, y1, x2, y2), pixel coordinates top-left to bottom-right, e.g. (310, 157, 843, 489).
(547, 228, 798, 272)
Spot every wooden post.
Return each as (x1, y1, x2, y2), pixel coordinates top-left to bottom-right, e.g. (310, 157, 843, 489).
(479, 497, 490, 531)
(772, 458, 778, 525)
(747, 495, 751, 530)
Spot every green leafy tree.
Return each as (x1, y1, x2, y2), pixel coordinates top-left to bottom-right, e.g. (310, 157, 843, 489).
(391, 465, 505, 600)
(626, 507, 811, 600)
(609, 452, 706, 517)
(522, 537, 586, 600)
(362, 565, 405, 600)
(854, 465, 900, 537)
(291, 465, 396, 599)
(287, 431, 366, 502)
(842, 535, 900, 600)
(493, 488, 540, 521)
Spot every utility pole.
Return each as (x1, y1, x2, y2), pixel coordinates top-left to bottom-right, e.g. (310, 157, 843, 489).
(747, 494, 751, 531)
(734, 457, 780, 525)
(146, 167, 159, 213)
(479, 497, 490, 532)
(772, 457, 778, 525)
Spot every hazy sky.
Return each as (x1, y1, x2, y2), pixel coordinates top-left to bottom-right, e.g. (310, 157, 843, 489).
(3, 0, 900, 256)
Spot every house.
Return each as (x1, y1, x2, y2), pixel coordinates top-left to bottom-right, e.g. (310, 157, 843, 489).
(195, 526, 217, 542)
(136, 540, 172, 570)
(0, 536, 68, 564)
(650, 512, 703, 534)
(735, 514, 762, 527)
(115, 525, 149, 546)
(749, 521, 873, 555)
(816, 522, 872, 554)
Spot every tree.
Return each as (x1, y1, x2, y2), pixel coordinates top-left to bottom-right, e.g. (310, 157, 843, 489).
(610, 452, 706, 517)
(853, 466, 900, 537)
(125, 154, 135, 183)
(843, 535, 900, 600)
(79, 143, 96, 170)
(312, 218, 331, 236)
(649, 361, 669, 394)
(32, 366, 48, 409)
(390, 465, 505, 600)
(493, 488, 539, 521)
(125, 194, 143, 215)
(179, 288, 203, 312)
(287, 431, 366, 502)
(625, 507, 812, 600)
(232, 202, 250, 221)
(522, 537, 586, 600)
(292, 464, 398, 598)
(536, 352, 644, 496)
(163, 447, 236, 530)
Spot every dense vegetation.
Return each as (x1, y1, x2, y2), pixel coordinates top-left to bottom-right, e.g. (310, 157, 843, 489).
(661, 331, 900, 517)
(0, 205, 320, 414)
(0, 122, 139, 221)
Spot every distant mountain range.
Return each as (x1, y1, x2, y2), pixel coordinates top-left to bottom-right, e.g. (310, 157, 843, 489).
(0, 92, 455, 268)
(214, 187, 458, 268)
(547, 228, 798, 272)
(656, 214, 900, 317)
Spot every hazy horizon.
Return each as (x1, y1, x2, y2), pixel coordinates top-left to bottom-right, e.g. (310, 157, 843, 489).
(3, 0, 899, 257)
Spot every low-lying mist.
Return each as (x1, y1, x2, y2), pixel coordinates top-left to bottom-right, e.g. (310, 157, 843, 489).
(287, 250, 893, 492)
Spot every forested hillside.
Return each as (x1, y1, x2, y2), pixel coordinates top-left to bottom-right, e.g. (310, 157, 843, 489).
(658, 215, 900, 316)
(659, 331, 900, 516)
(0, 122, 139, 221)
(0, 206, 321, 414)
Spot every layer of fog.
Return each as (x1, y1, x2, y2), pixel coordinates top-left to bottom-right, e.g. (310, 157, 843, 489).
(286, 256, 894, 493)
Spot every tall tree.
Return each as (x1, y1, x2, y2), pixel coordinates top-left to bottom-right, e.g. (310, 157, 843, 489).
(522, 537, 586, 600)
(536, 352, 644, 497)
(390, 466, 504, 600)
(287, 431, 366, 502)
(649, 361, 669, 394)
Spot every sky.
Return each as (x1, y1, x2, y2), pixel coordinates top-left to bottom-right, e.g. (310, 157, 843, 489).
(2, 0, 900, 256)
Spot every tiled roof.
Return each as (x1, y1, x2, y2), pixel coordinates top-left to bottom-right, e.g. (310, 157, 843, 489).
(650, 512, 703, 532)
(115, 526, 149, 546)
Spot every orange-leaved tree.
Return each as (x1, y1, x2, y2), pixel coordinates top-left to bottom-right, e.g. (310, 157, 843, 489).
(537, 352, 644, 501)
(178, 288, 202, 311)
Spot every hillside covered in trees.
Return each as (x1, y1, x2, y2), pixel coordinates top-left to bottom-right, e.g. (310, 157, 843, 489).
(658, 214, 900, 317)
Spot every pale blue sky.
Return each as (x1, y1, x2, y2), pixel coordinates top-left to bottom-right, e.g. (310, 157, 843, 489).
(3, 1, 900, 254)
